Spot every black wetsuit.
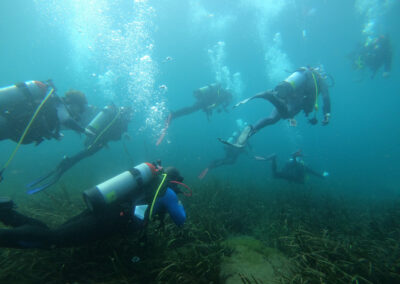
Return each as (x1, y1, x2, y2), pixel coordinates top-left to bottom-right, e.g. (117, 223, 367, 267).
(362, 36, 392, 78)
(252, 67, 331, 134)
(27, 106, 132, 194)
(271, 156, 323, 184)
(0, 183, 185, 249)
(0, 81, 87, 145)
(171, 84, 232, 120)
(208, 145, 244, 169)
(66, 106, 131, 170)
(0, 206, 135, 248)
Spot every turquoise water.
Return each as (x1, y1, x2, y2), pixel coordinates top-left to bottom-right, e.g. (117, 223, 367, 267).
(0, 0, 399, 201)
(1, 1, 400, 283)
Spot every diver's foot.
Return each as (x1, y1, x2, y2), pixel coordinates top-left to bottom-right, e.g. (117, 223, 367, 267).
(156, 113, 172, 146)
(198, 168, 209, 180)
(217, 138, 246, 148)
(0, 197, 15, 211)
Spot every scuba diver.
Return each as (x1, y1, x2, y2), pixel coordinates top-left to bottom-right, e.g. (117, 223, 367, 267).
(198, 119, 250, 179)
(0, 163, 190, 249)
(0, 80, 89, 145)
(0, 80, 90, 182)
(156, 83, 233, 145)
(26, 104, 133, 194)
(219, 66, 331, 148)
(350, 35, 392, 79)
(259, 151, 328, 184)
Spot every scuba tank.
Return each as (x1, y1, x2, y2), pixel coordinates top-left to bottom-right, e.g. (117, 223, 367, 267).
(284, 69, 306, 90)
(83, 162, 158, 212)
(85, 105, 117, 137)
(0, 81, 49, 116)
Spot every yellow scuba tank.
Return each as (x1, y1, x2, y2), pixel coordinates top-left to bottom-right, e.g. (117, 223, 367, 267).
(83, 162, 158, 212)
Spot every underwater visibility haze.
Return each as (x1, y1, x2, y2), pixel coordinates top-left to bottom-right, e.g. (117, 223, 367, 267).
(0, 0, 399, 283)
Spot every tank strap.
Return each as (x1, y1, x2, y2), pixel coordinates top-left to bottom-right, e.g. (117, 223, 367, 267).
(129, 168, 143, 187)
(310, 72, 319, 111)
(15, 82, 35, 107)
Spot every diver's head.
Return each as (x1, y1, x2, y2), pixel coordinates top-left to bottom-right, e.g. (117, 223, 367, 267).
(164, 166, 184, 191)
(291, 150, 303, 160)
(64, 89, 88, 120)
(312, 65, 327, 80)
(165, 167, 184, 182)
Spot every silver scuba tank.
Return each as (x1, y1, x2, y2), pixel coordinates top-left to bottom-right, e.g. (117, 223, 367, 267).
(0, 81, 48, 114)
(85, 105, 117, 136)
(83, 162, 158, 212)
(284, 71, 306, 90)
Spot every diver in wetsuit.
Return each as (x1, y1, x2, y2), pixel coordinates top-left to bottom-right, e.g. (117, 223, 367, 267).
(221, 66, 331, 148)
(269, 152, 328, 184)
(199, 120, 250, 179)
(0, 80, 89, 145)
(350, 34, 392, 79)
(0, 165, 188, 249)
(156, 83, 233, 146)
(26, 104, 133, 194)
(170, 83, 232, 121)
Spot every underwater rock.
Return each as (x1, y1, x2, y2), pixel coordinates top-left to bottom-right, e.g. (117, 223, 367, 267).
(220, 236, 293, 283)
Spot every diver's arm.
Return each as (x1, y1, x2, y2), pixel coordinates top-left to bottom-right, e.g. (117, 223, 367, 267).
(157, 188, 186, 226)
(62, 118, 86, 133)
(383, 51, 392, 74)
(320, 82, 331, 125)
(305, 166, 324, 179)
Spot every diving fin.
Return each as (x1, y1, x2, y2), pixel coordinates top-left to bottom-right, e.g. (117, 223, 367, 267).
(156, 113, 172, 146)
(198, 168, 209, 180)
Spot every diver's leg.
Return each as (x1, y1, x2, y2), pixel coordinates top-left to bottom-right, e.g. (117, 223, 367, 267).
(170, 103, 201, 120)
(0, 225, 54, 248)
(271, 156, 286, 180)
(252, 109, 281, 134)
(271, 155, 278, 178)
(51, 210, 126, 247)
(0, 199, 48, 228)
(208, 159, 225, 170)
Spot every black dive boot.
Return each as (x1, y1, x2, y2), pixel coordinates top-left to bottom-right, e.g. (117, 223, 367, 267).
(0, 197, 15, 212)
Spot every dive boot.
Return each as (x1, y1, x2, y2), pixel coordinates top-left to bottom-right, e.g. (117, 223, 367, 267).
(0, 197, 15, 211)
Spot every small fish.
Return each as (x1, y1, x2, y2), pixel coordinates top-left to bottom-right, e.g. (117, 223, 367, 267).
(159, 84, 168, 91)
(162, 56, 173, 63)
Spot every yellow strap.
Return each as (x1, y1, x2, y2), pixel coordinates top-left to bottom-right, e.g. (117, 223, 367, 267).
(149, 173, 167, 221)
(311, 72, 319, 111)
(87, 108, 121, 150)
(1, 88, 55, 173)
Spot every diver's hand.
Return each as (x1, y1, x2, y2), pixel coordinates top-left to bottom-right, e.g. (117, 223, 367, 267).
(322, 113, 330, 126)
(233, 97, 251, 109)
